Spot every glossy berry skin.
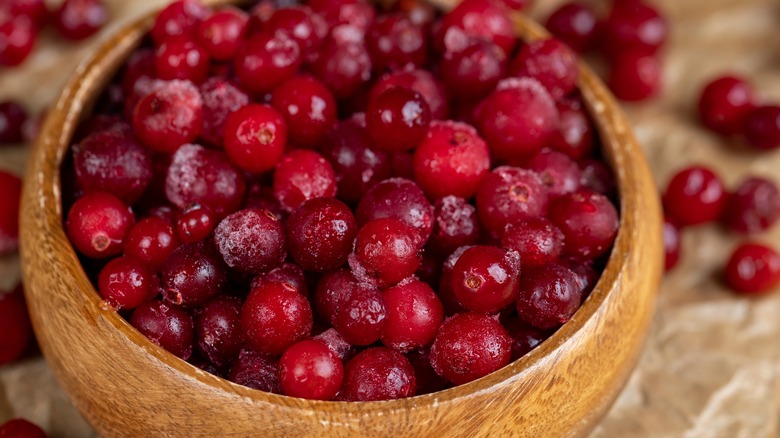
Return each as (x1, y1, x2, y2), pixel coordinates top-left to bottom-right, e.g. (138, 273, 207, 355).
(130, 299, 194, 360)
(722, 177, 780, 234)
(350, 218, 422, 288)
(264, 7, 327, 60)
(241, 281, 313, 356)
(601, 1, 667, 58)
(154, 36, 210, 84)
(429, 196, 481, 257)
(355, 177, 434, 243)
(366, 14, 428, 72)
(333, 288, 387, 346)
(66, 192, 135, 259)
(371, 69, 449, 120)
(151, 0, 210, 45)
(440, 39, 507, 101)
(724, 243, 780, 294)
(451, 246, 520, 313)
(0, 101, 28, 144)
(413, 121, 491, 200)
(476, 166, 550, 236)
(314, 269, 368, 324)
(663, 216, 681, 271)
(279, 340, 344, 400)
(251, 263, 309, 298)
(549, 190, 619, 259)
(607, 52, 661, 102)
(125, 217, 179, 271)
(286, 197, 357, 272)
(430, 312, 512, 385)
(517, 263, 582, 329)
(197, 7, 248, 61)
(214, 209, 286, 275)
(0, 419, 47, 438)
(0, 15, 37, 67)
(0, 171, 21, 255)
(270, 75, 336, 148)
(366, 87, 431, 153)
(234, 33, 302, 95)
(161, 242, 227, 307)
(195, 296, 244, 368)
(0, 286, 32, 366)
(52, 0, 108, 41)
(381, 278, 444, 352)
(504, 317, 550, 360)
(545, 2, 600, 53)
(743, 105, 780, 151)
(698, 75, 754, 136)
(341, 347, 416, 401)
(527, 149, 582, 198)
(223, 104, 287, 173)
(176, 204, 215, 244)
(437, 0, 515, 56)
(273, 150, 337, 213)
(228, 348, 280, 393)
(501, 217, 565, 268)
(663, 166, 726, 226)
(132, 80, 203, 154)
(310, 36, 372, 99)
(551, 97, 595, 160)
(199, 78, 250, 148)
(510, 38, 579, 99)
(98, 257, 155, 310)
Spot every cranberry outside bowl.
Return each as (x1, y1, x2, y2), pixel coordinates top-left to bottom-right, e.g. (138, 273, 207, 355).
(19, 3, 662, 438)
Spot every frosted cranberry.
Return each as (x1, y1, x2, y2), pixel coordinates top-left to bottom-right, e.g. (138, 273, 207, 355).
(366, 14, 427, 72)
(371, 69, 449, 120)
(66, 192, 134, 259)
(125, 217, 179, 271)
(430, 312, 511, 385)
(223, 104, 287, 173)
(176, 204, 215, 243)
(342, 347, 416, 401)
(601, 1, 667, 58)
(517, 263, 581, 329)
(698, 75, 754, 136)
(279, 340, 343, 400)
(350, 218, 422, 288)
(313, 328, 353, 360)
(663, 166, 725, 226)
(310, 37, 372, 99)
(0, 171, 21, 255)
(429, 196, 481, 256)
(579, 159, 617, 198)
(663, 216, 681, 271)
(545, 3, 600, 52)
(155, 36, 210, 83)
(475, 78, 559, 163)
(265, 7, 327, 59)
(504, 317, 550, 360)
(381, 279, 444, 351)
(270, 75, 336, 148)
(451, 246, 520, 313)
(511, 38, 579, 99)
(132, 80, 203, 154)
(0, 14, 36, 67)
(165, 144, 247, 218)
(314, 269, 367, 324)
(724, 243, 780, 294)
(130, 299, 194, 360)
(607, 52, 661, 102)
(441, 38, 508, 100)
(501, 217, 565, 268)
(8, 0, 48, 27)
(251, 263, 308, 297)
(0, 286, 32, 366)
(273, 150, 337, 212)
(0, 101, 27, 144)
(550, 190, 619, 259)
(744, 105, 780, 151)
(0, 419, 46, 438)
(195, 296, 244, 367)
(214, 208, 286, 274)
(722, 177, 780, 234)
(356, 178, 433, 243)
(527, 149, 582, 198)
(437, 0, 515, 55)
(334, 288, 387, 346)
(228, 348, 280, 393)
(98, 257, 154, 309)
(241, 281, 313, 356)
(307, 0, 375, 33)
(366, 87, 431, 152)
(198, 78, 249, 148)
(286, 198, 356, 272)
(161, 242, 226, 307)
(197, 7, 247, 61)
(476, 166, 550, 236)
(51, 0, 107, 41)
(151, 0, 209, 45)
(551, 98, 595, 160)
(234, 33, 302, 94)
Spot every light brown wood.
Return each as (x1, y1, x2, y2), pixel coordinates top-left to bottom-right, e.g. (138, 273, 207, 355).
(19, 3, 663, 437)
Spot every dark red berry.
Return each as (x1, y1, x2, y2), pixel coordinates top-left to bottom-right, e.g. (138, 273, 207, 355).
(0, 286, 32, 366)
(350, 218, 422, 288)
(98, 257, 155, 310)
(663, 166, 726, 226)
(333, 288, 387, 346)
(579, 159, 617, 198)
(440, 38, 508, 100)
(510, 38, 579, 99)
(366, 14, 428, 72)
(241, 280, 313, 356)
(8, 0, 48, 27)
(549, 190, 619, 259)
(273, 150, 337, 212)
(176, 204, 216, 244)
(504, 317, 550, 360)
(161, 241, 227, 307)
(743, 105, 780, 151)
(264, 7, 327, 60)
(356, 177, 434, 243)
(371, 69, 449, 120)
(437, 0, 515, 55)
(607, 52, 661, 102)
(0, 419, 47, 438)
(130, 299, 194, 360)
(151, 0, 210, 45)
(526, 149, 582, 198)
(476, 166, 550, 236)
(663, 216, 681, 271)
(66, 192, 135, 259)
(132, 80, 203, 154)
(381, 278, 444, 351)
(314, 269, 370, 324)
(501, 217, 565, 268)
(429, 196, 481, 256)
(724, 243, 780, 294)
(51, 0, 108, 41)
(228, 348, 280, 393)
(722, 177, 780, 234)
(125, 217, 179, 272)
(406, 348, 448, 395)
(307, 0, 375, 33)
(698, 75, 754, 136)
(234, 33, 302, 94)
(279, 339, 344, 400)
(451, 246, 520, 313)
(0, 171, 21, 255)
(195, 295, 244, 368)
(214, 208, 286, 275)
(0, 101, 28, 144)
(223, 104, 287, 173)
(517, 263, 582, 329)
(154, 36, 210, 83)
(271, 75, 336, 148)
(366, 87, 431, 153)
(310, 36, 372, 99)
(251, 262, 308, 297)
(197, 7, 248, 61)
(545, 2, 600, 52)
(601, 1, 667, 58)
(0, 15, 37, 67)
(286, 197, 357, 272)
(550, 97, 595, 160)
(341, 347, 416, 401)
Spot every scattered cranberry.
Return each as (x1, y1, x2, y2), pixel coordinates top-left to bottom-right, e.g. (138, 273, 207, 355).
(98, 257, 155, 310)
(663, 166, 726, 226)
(549, 190, 619, 259)
(724, 243, 780, 294)
(545, 2, 600, 53)
(286, 197, 356, 272)
(0, 101, 28, 144)
(66, 192, 135, 259)
(176, 204, 216, 244)
(350, 218, 422, 288)
(241, 280, 313, 356)
(223, 104, 287, 173)
(273, 150, 337, 212)
(132, 80, 203, 154)
(381, 279, 443, 351)
(501, 217, 565, 268)
(510, 38, 579, 99)
(0, 286, 32, 366)
(51, 0, 108, 41)
(0, 419, 47, 438)
(197, 7, 248, 61)
(517, 263, 582, 329)
(154, 36, 210, 83)
(161, 241, 227, 307)
(0, 170, 21, 255)
(234, 32, 302, 95)
(195, 296, 244, 368)
(607, 52, 661, 102)
(228, 347, 280, 393)
(440, 38, 508, 100)
(476, 166, 550, 236)
(722, 177, 780, 234)
(271, 75, 336, 149)
(151, 0, 210, 45)
(698, 75, 755, 136)
(437, 0, 515, 56)
(0, 14, 37, 67)
(451, 246, 520, 313)
(663, 216, 681, 271)
(355, 177, 433, 243)
(341, 347, 416, 401)
(429, 196, 481, 257)
(130, 299, 194, 360)
(125, 217, 179, 271)
(504, 317, 550, 361)
(333, 287, 387, 346)
(743, 105, 780, 151)
(279, 339, 344, 400)
(214, 208, 286, 275)
(601, 1, 667, 58)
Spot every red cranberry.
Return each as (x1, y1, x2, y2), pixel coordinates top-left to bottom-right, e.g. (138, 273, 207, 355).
(176, 204, 216, 244)
(121, 49, 155, 95)
(366, 14, 428, 72)
(393, 0, 436, 26)
(197, 7, 248, 61)
(125, 217, 179, 271)
(527, 149, 582, 198)
(350, 218, 422, 288)
(440, 38, 508, 100)
(130, 299, 194, 360)
(273, 150, 337, 212)
(234, 33, 302, 94)
(214, 208, 286, 275)
(151, 0, 210, 45)
(286, 197, 356, 272)
(333, 287, 387, 346)
(551, 97, 595, 160)
(270, 75, 336, 148)
(607, 52, 661, 102)
(0, 419, 46, 438)
(241, 280, 313, 356)
(663, 166, 726, 226)
(243, 184, 286, 221)
(223, 104, 287, 173)
(504, 317, 550, 360)
(663, 216, 681, 271)
(8, 0, 48, 27)
(161, 241, 227, 307)
(430, 312, 511, 385)
(0, 286, 32, 366)
(475, 78, 559, 163)
(724, 243, 780, 294)
(437, 0, 515, 55)
(561, 257, 599, 297)
(451, 246, 520, 313)
(154, 36, 210, 83)
(501, 217, 565, 268)
(356, 177, 434, 243)
(366, 87, 431, 152)
(406, 348, 448, 395)
(66, 192, 134, 259)
(438, 246, 472, 315)
(313, 328, 353, 360)
(0, 14, 37, 67)
(314, 269, 369, 324)
(510, 38, 579, 99)
(195, 296, 244, 368)
(0, 101, 28, 144)
(381, 278, 444, 351)
(310, 36, 372, 99)
(549, 190, 619, 259)
(517, 263, 582, 329)
(601, 1, 667, 58)
(51, 0, 107, 41)
(429, 196, 481, 257)
(743, 105, 780, 151)
(228, 347, 280, 393)
(265, 7, 327, 60)
(545, 2, 600, 52)
(279, 339, 344, 400)
(722, 177, 780, 234)
(98, 257, 155, 310)
(197, 79, 250, 143)
(579, 159, 617, 198)
(698, 75, 754, 136)
(342, 347, 416, 401)
(132, 80, 203, 154)
(371, 69, 449, 120)
(0, 171, 21, 255)
(251, 262, 308, 297)
(476, 166, 550, 236)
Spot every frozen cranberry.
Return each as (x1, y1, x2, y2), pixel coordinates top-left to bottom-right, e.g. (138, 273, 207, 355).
(8, 0, 48, 27)
(663, 166, 726, 226)
(310, 36, 372, 99)
(313, 328, 353, 360)
(0, 286, 32, 366)
(279, 339, 343, 400)
(98, 257, 154, 309)
(601, 1, 667, 58)
(130, 299, 194, 360)
(195, 296, 244, 368)
(381, 278, 444, 351)
(440, 38, 507, 100)
(151, 0, 210, 45)
(51, 0, 107, 41)
(437, 0, 515, 55)
(228, 348, 280, 392)
(451, 246, 520, 313)
(165, 144, 247, 218)
(198, 79, 249, 147)
(501, 217, 565, 268)
(350, 218, 422, 288)
(545, 3, 600, 53)
(251, 263, 308, 297)
(0, 14, 36, 67)
(0, 171, 21, 255)
(607, 52, 661, 102)
(366, 87, 431, 152)
(154, 36, 210, 84)
(0, 101, 27, 144)
(176, 204, 215, 244)
(132, 80, 203, 154)
(342, 347, 416, 401)
(550, 190, 619, 259)
(356, 178, 434, 243)
(241, 280, 313, 356)
(125, 217, 179, 271)
(551, 98, 595, 160)
(476, 166, 550, 236)
(511, 38, 579, 99)
(663, 216, 681, 271)
(214, 208, 286, 275)
(475, 78, 559, 163)
(722, 177, 780, 234)
(333, 287, 387, 346)
(579, 159, 617, 198)
(314, 269, 367, 324)
(371, 69, 449, 120)
(273, 150, 337, 212)
(504, 317, 550, 360)
(366, 14, 427, 72)
(517, 263, 581, 329)
(527, 149, 582, 198)
(307, 0, 375, 33)
(429, 196, 481, 256)
(161, 241, 227, 307)
(243, 184, 286, 221)
(234, 33, 302, 94)
(265, 7, 326, 60)
(743, 105, 780, 151)
(197, 7, 248, 61)
(698, 75, 754, 136)
(286, 197, 356, 272)
(430, 312, 511, 385)
(66, 192, 134, 259)
(270, 75, 336, 148)
(223, 104, 287, 173)
(724, 243, 780, 294)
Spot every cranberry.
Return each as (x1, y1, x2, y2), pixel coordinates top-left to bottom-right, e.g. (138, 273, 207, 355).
(430, 312, 511, 385)
(241, 280, 313, 356)
(429, 196, 481, 256)
(381, 278, 444, 351)
(310, 36, 372, 99)
(451, 246, 520, 313)
(0, 101, 28, 144)
(195, 296, 244, 368)
(475, 78, 559, 163)
(0, 286, 32, 366)
(561, 257, 599, 297)
(66, 192, 134, 259)
(366, 14, 428, 72)
(341, 347, 416, 401)
(724, 243, 780, 294)
(551, 97, 595, 160)
(199, 83, 248, 144)
(8, 0, 48, 27)
(161, 241, 227, 307)
(607, 52, 661, 102)
(0, 14, 37, 67)
(356, 177, 434, 243)
(333, 287, 387, 346)
(223, 104, 287, 173)
(579, 159, 617, 198)
(663, 216, 681, 271)
(545, 3, 600, 53)
(151, 0, 210, 45)
(527, 149, 582, 198)
(197, 7, 248, 61)
(371, 69, 449, 120)
(743, 105, 780, 150)
(663, 166, 726, 226)
(176, 204, 215, 244)
(243, 184, 286, 221)
(228, 348, 280, 393)
(286, 197, 356, 272)
(0, 171, 21, 255)
(146, 205, 178, 224)
(279, 339, 344, 400)
(350, 218, 422, 288)
(437, 0, 515, 55)
(504, 317, 550, 360)
(270, 75, 336, 148)
(438, 246, 472, 315)
(98, 257, 155, 310)
(273, 150, 337, 212)
(234, 33, 302, 94)
(121, 49, 155, 95)
(440, 38, 508, 100)
(130, 299, 194, 360)
(698, 75, 754, 136)
(476, 166, 550, 236)
(125, 217, 179, 271)
(251, 262, 308, 297)
(132, 80, 203, 154)
(393, 0, 436, 26)
(265, 7, 327, 60)
(154, 36, 210, 83)
(406, 348, 448, 395)
(501, 217, 565, 268)
(366, 87, 431, 152)
(51, 0, 107, 41)
(601, 1, 667, 58)
(0, 419, 47, 438)
(314, 269, 369, 324)
(517, 263, 582, 329)
(549, 190, 619, 259)
(722, 177, 780, 234)
(214, 208, 286, 275)
(511, 38, 579, 99)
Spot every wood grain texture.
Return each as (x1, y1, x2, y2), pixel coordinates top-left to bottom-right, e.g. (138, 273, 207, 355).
(18, 4, 663, 438)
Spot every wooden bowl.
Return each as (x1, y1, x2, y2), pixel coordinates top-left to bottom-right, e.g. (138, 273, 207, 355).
(19, 3, 663, 437)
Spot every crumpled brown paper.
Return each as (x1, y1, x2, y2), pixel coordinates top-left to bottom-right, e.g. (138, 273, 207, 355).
(1, 0, 778, 436)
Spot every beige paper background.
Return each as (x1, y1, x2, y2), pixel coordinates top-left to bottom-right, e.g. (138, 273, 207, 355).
(1, 0, 779, 436)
